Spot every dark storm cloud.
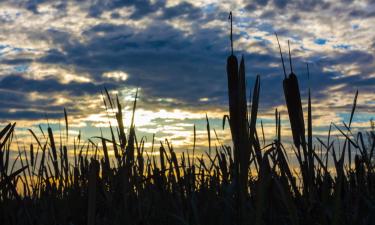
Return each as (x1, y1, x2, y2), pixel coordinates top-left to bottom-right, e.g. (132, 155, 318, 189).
(244, 3, 258, 11)
(248, 0, 332, 11)
(0, 58, 33, 65)
(0, 75, 118, 96)
(274, 0, 288, 9)
(256, 0, 269, 7)
(350, 9, 375, 18)
(0, 110, 63, 120)
(23, 0, 48, 13)
(85, 0, 165, 19)
(34, 14, 375, 114)
(24, 0, 373, 115)
(260, 10, 276, 19)
(328, 50, 373, 65)
(39, 49, 67, 64)
(289, 14, 301, 23)
(244, 0, 269, 10)
(0, 73, 119, 120)
(160, 2, 203, 20)
(36, 21, 230, 107)
(0, 88, 69, 120)
(335, 76, 375, 93)
(297, 0, 331, 11)
(21, 0, 67, 14)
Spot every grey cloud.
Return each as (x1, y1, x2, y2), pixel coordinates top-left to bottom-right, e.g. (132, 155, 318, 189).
(160, 2, 203, 20)
(0, 58, 33, 65)
(256, 0, 269, 6)
(274, 0, 288, 9)
(0, 0, 374, 122)
(0, 74, 118, 96)
(86, 0, 165, 19)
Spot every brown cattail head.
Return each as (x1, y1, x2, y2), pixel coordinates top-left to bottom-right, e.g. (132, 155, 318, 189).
(283, 73, 305, 148)
(30, 143, 34, 168)
(48, 127, 59, 178)
(276, 36, 305, 149)
(227, 54, 239, 141)
(226, 12, 239, 140)
(287, 41, 305, 148)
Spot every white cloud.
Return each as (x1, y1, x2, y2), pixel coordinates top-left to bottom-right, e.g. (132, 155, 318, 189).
(103, 71, 129, 81)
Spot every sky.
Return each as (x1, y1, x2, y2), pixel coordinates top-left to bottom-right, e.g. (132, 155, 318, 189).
(1, 0, 375, 154)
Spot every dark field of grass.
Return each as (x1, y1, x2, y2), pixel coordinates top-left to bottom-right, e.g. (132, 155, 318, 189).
(1, 14, 375, 225)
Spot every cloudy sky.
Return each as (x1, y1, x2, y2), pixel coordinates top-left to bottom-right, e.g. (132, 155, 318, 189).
(1, 0, 375, 151)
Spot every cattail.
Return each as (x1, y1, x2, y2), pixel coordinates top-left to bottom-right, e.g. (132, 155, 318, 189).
(276, 35, 306, 151)
(226, 12, 252, 225)
(226, 12, 243, 177)
(159, 144, 166, 186)
(206, 114, 211, 156)
(48, 127, 59, 178)
(227, 12, 240, 144)
(63, 146, 69, 181)
(30, 143, 34, 168)
(276, 36, 315, 196)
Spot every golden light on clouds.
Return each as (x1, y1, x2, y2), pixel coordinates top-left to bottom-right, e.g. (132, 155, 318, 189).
(103, 71, 129, 81)
(0, 0, 373, 163)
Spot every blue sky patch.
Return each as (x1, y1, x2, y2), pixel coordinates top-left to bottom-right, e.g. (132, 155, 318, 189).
(314, 38, 327, 45)
(333, 44, 351, 50)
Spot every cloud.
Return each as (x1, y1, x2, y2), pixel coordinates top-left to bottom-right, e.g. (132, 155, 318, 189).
(274, 0, 288, 9)
(0, 0, 373, 144)
(0, 74, 117, 95)
(85, 0, 165, 19)
(0, 74, 118, 120)
(160, 2, 203, 20)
